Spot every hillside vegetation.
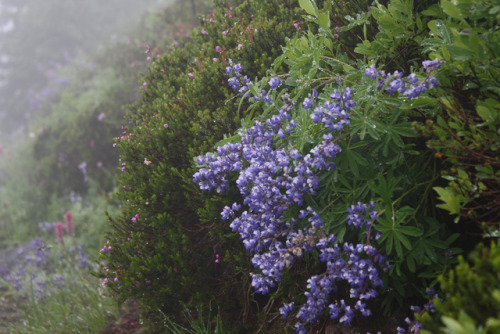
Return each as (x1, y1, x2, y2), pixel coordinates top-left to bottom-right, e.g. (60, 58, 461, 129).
(0, 0, 498, 333)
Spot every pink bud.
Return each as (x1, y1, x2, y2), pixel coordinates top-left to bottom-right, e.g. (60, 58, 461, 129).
(188, 72, 195, 79)
(163, 124, 168, 129)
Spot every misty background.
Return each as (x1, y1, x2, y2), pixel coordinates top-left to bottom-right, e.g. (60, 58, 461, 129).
(0, 0, 174, 145)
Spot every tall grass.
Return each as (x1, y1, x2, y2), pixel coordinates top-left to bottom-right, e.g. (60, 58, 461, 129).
(0, 204, 120, 333)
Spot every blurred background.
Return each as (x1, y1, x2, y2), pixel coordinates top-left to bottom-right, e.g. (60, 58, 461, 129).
(0, 0, 172, 144)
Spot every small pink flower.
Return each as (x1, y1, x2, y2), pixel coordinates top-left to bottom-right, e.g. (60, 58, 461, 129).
(121, 166, 126, 171)
(213, 58, 218, 62)
(142, 82, 147, 87)
(237, 44, 243, 50)
(222, 30, 227, 36)
(334, 33, 339, 39)
(215, 45, 222, 53)
(103, 278, 109, 284)
(114, 277, 119, 282)
(201, 28, 207, 35)
(294, 23, 300, 29)
(335, 26, 340, 31)
(163, 124, 168, 129)
(188, 72, 195, 79)
(101, 241, 112, 252)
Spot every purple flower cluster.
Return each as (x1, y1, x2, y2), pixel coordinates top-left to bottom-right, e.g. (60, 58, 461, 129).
(347, 201, 377, 229)
(226, 59, 280, 102)
(310, 87, 353, 131)
(365, 59, 443, 99)
(226, 59, 251, 94)
(194, 62, 392, 332)
(295, 240, 389, 326)
(0, 239, 51, 293)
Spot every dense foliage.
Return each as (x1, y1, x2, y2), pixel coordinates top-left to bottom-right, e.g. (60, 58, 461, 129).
(100, 0, 302, 331)
(0, 0, 497, 332)
(100, 0, 499, 332)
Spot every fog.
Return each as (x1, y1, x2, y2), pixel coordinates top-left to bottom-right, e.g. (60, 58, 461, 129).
(0, 0, 173, 146)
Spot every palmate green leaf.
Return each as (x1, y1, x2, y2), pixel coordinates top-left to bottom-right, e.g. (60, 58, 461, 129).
(433, 186, 463, 216)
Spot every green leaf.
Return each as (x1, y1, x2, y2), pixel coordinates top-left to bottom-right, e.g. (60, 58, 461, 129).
(441, 316, 465, 333)
(317, 12, 330, 29)
(433, 186, 462, 216)
(407, 255, 416, 272)
(428, 20, 452, 44)
(298, 0, 318, 17)
(394, 235, 403, 257)
(386, 233, 394, 254)
(391, 123, 417, 137)
(249, 84, 260, 97)
(398, 226, 423, 237)
(477, 103, 496, 122)
(395, 231, 412, 250)
(441, 0, 463, 21)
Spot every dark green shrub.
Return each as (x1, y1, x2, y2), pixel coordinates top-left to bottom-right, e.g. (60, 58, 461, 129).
(101, 0, 302, 331)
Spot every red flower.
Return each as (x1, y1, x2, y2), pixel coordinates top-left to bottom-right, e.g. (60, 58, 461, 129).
(65, 211, 74, 236)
